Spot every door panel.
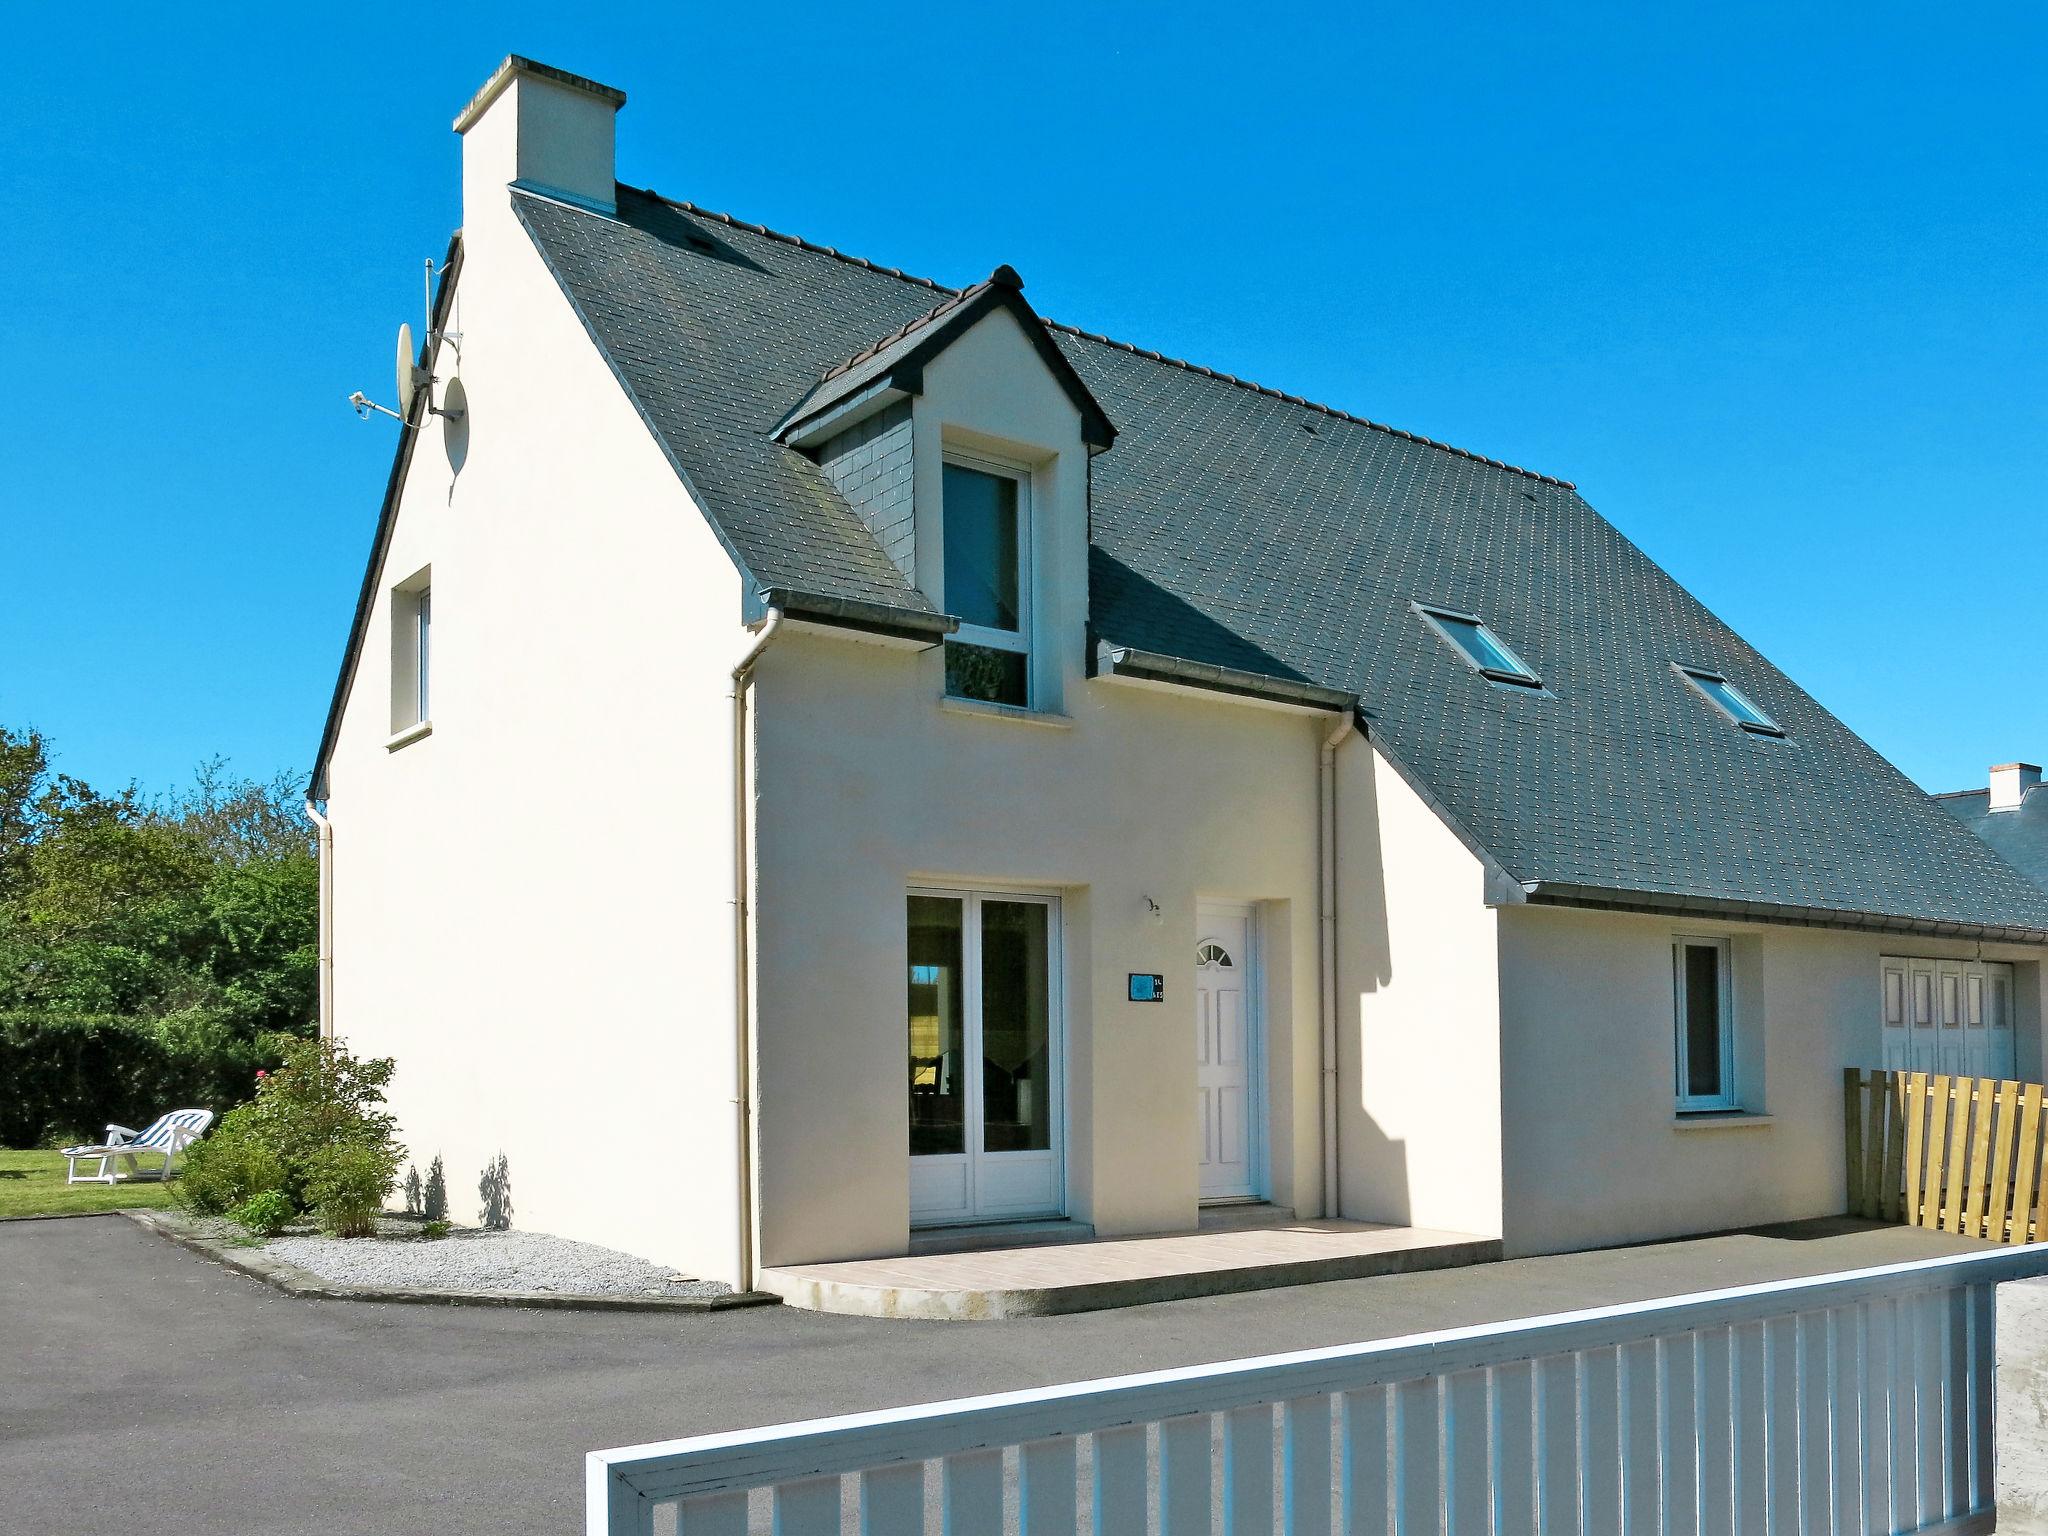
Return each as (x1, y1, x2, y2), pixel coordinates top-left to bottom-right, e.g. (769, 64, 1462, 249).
(1880, 956, 2016, 1079)
(1196, 906, 1259, 1201)
(1881, 961, 1909, 1071)
(1986, 967, 2016, 1079)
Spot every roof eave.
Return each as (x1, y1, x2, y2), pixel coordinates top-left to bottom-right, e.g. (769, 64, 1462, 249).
(754, 586, 957, 642)
(774, 379, 913, 451)
(1520, 880, 2048, 948)
(1091, 640, 1357, 714)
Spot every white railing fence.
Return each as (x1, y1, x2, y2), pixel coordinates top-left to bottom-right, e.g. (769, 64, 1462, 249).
(589, 1247, 2048, 1536)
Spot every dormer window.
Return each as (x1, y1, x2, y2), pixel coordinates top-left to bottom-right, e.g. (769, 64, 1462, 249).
(942, 457, 1031, 707)
(1415, 603, 1542, 689)
(1676, 665, 1783, 737)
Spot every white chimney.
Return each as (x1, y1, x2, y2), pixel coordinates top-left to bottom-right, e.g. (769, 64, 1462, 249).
(1990, 761, 2043, 812)
(454, 56, 626, 219)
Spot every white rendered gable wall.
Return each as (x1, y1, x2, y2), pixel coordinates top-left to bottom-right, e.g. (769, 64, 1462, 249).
(324, 105, 751, 1283)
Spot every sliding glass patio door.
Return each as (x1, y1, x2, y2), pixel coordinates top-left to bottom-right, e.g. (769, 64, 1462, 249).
(907, 889, 1061, 1226)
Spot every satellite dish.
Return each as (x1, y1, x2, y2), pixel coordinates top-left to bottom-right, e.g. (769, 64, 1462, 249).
(395, 323, 417, 417)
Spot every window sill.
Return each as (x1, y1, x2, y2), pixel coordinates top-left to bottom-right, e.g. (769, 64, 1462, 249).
(1672, 1111, 1774, 1132)
(939, 697, 1073, 730)
(385, 720, 434, 752)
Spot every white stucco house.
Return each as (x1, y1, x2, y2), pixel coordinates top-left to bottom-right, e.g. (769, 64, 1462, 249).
(310, 57, 2048, 1293)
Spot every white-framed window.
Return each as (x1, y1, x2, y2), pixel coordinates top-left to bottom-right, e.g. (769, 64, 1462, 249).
(907, 886, 1062, 1224)
(1675, 664, 1783, 737)
(1673, 935, 1737, 1112)
(941, 455, 1032, 708)
(390, 569, 433, 734)
(1414, 602, 1542, 689)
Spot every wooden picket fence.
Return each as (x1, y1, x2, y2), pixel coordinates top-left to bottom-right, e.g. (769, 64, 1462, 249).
(1845, 1066, 2048, 1243)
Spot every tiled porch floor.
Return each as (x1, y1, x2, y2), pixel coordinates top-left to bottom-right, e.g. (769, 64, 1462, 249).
(761, 1217, 1501, 1319)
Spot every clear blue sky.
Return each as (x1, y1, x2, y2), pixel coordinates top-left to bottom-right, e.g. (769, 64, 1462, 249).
(3, 5, 2041, 797)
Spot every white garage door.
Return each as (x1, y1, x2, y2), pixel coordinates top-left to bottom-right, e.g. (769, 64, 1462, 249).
(1880, 957, 2016, 1078)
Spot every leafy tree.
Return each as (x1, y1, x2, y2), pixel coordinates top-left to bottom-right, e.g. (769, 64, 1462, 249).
(0, 725, 320, 1139)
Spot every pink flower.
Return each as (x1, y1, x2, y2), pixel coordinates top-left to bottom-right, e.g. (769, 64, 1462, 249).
(256, 1070, 267, 1079)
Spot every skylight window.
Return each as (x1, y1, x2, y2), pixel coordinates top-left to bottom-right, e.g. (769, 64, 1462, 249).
(1415, 604, 1542, 689)
(1677, 665, 1783, 737)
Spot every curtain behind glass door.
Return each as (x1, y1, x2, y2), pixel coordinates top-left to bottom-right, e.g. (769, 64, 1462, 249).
(980, 900, 1050, 1153)
(907, 896, 965, 1156)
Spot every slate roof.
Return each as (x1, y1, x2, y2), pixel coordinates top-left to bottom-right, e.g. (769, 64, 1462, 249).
(508, 183, 2048, 942)
(774, 263, 1115, 451)
(1937, 784, 2048, 898)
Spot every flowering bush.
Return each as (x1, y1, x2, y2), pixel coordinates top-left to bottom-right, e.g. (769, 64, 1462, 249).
(244, 1039, 400, 1211)
(174, 1039, 404, 1233)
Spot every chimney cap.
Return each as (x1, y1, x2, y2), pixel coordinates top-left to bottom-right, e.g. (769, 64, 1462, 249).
(454, 55, 626, 134)
(1992, 762, 2043, 774)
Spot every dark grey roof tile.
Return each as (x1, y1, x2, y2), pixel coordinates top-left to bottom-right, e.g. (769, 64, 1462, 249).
(514, 184, 2048, 936)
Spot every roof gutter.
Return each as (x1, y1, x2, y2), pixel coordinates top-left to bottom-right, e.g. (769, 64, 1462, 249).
(1093, 641, 1358, 713)
(1521, 881, 2048, 948)
(753, 587, 956, 644)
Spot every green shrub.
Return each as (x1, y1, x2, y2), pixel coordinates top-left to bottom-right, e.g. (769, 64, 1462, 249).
(305, 1142, 400, 1238)
(418, 1219, 451, 1240)
(231, 1189, 295, 1237)
(173, 1105, 285, 1216)
(246, 1038, 401, 1210)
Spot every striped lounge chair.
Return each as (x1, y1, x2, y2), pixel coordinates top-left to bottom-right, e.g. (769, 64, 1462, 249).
(62, 1109, 215, 1185)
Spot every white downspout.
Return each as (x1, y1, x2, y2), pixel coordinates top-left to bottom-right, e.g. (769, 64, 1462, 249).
(730, 608, 784, 1293)
(1319, 709, 1354, 1218)
(303, 799, 335, 1041)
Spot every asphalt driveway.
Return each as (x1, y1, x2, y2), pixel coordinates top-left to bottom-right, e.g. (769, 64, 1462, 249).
(2, 1213, 1982, 1535)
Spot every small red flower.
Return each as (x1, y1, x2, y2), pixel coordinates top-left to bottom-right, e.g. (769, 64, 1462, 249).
(255, 1070, 267, 1079)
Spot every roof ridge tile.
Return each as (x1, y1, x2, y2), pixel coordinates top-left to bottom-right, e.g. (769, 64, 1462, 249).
(812, 279, 989, 387)
(638, 186, 1576, 491)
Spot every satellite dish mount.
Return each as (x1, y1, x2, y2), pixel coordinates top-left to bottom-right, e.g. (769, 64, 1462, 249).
(349, 257, 464, 425)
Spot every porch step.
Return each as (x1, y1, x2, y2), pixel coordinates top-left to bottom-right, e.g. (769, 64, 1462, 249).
(760, 1221, 1503, 1320)
(907, 1218, 1096, 1256)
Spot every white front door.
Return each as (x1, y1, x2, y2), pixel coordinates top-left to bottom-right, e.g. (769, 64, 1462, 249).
(907, 889, 1063, 1226)
(1196, 902, 1260, 1201)
(1880, 956, 2016, 1078)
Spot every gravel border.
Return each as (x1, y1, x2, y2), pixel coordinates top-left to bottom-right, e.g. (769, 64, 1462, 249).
(123, 1211, 779, 1312)
(269, 1225, 736, 1298)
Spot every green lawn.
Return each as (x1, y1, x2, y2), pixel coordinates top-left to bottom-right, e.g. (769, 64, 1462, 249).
(0, 1147, 181, 1220)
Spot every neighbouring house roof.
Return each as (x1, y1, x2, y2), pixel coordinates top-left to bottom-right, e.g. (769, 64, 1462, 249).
(363, 182, 2048, 943)
(1936, 784, 2048, 899)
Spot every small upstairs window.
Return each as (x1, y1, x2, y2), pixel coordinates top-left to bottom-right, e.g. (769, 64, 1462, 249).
(1676, 665, 1782, 737)
(1415, 603, 1542, 689)
(942, 457, 1031, 708)
(389, 568, 433, 740)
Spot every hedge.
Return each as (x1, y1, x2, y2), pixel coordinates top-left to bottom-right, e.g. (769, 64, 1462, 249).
(0, 1011, 288, 1148)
